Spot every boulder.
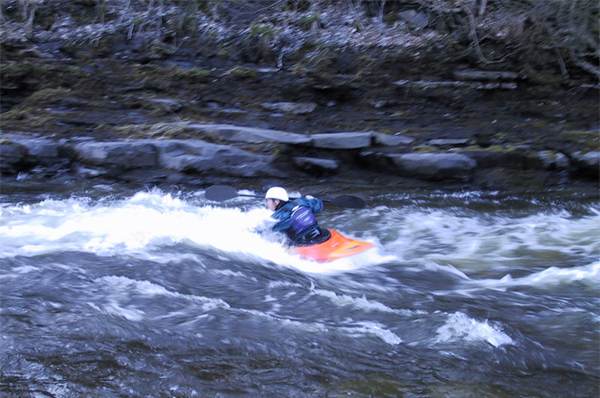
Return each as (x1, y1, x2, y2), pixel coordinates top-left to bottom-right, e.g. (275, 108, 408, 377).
(364, 152, 477, 181)
(428, 139, 470, 147)
(312, 132, 372, 149)
(9, 136, 63, 164)
(0, 141, 28, 174)
(398, 10, 429, 29)
(537, 150, 570, 171)
(294, 157, 339, 175)
(453, 69, 519, 81)
(570, 151, 600, 178)
(188, 124, 312, 145)
(150, 139, 279, 178)
(70, 141, 157, 169)
(261, 102, 317, 114)
(460, 149, 542, 170)
(373, 132, 415, 146)
(145, 98, 183, 112)
(1, 135, 70, 174)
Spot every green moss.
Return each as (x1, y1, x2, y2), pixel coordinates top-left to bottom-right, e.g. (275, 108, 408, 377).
(113, 122, 194, 139)
(249, 22, 275, 38)
(171, 67, 210, 80)
(298, 12, 320, 31)
(413, 145, 439, 153)
(132, 64, 210, 86)
(23, 87, 70, 106)
(461, 145, 518, 152)
(524, 120, 550, 130)
(562, 130, 599, 139)
(230, 66, 257, 80)
(487, 145, 518, 152)
(3, 107, 55, 127)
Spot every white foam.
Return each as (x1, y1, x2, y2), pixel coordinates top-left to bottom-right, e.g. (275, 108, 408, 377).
(477, 261, 600, 290)
(341, 321, 403, 345)
(312, 288, 424, 316)
(435, 311, 514, 348)
(376, 206, 600, 271)
(95, 275, 231, 311)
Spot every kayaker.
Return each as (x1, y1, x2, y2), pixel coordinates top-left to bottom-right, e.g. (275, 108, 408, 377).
(265, 186, 331, 246)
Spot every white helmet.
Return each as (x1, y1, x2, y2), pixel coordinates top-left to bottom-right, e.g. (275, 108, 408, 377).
(265, 187, 289, 202)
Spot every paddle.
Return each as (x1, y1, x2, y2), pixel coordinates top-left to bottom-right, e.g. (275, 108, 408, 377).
(205, 185, 366, 209)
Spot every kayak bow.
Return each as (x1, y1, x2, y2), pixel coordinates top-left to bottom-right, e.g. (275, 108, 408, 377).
(290, 230, 375, 262)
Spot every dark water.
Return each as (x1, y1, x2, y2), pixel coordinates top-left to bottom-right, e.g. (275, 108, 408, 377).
(1, 181, 598, 397)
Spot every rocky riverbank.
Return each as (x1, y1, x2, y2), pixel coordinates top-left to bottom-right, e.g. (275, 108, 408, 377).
(1, 0, 598, 194)
(2, 122, 598, 194)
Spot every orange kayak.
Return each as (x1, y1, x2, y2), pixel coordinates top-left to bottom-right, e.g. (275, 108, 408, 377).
(291, 229, 375, 262)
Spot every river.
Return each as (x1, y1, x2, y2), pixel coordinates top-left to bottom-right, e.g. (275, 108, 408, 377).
(1, 180, 598, 398)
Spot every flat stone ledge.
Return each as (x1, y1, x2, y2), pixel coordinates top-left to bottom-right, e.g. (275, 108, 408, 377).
(311, 132, 373, 149)
(187, 124, 312, 145)
(373, 132, 415, 146)
(428, 139, 470, 147)
(361, 150, 477, 181)
(388, 153, 477, 181)
(261, 102, 317, 115)
(453, 69, 519, 81)
(294, 157, 339, 175)
(70, 141, 158, 169)
(570, 151, 600, 178)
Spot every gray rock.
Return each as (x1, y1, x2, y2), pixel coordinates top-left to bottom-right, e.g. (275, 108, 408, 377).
(188, 124, 312, 145)
(60, 97, 89, 107)
(571, 151, 600, 167)
(462, 149, 543, 170)
(387, 153, 477, 181)
(538, 150, 570, 170)
(398, 10, 429, 29)
(75, 165, 107, 178)
(428, 139, 470, 147)
(373, 132, 415, 146)
(51, 15, 76, 31)
(453, 69, 519, 81)
(0, 142, 28, 174)
(261, 102, 317, 114)
(312, 132, 373, 149)
(150, 139, 278, 178)
(14, 137, 62, 159)
(294, 157, 339, 175)
(70, 141, 158, 169)
(1, 135, 70, 173)
(145, 98, 183, 112)
(571, 151, 600, 177)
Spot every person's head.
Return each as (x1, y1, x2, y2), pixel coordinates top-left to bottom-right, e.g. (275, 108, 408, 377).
(265, 186, 289, 211)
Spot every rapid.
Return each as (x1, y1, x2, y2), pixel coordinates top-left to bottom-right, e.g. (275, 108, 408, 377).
(1, 183, 598, 397)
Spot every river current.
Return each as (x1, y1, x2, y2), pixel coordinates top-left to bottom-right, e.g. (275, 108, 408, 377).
(1, 182, 598, 398)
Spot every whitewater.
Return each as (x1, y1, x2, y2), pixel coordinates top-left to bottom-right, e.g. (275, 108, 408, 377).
(1, 187, 598, 397)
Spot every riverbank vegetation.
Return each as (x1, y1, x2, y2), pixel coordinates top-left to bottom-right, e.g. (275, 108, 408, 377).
(2, 0, 598, 83)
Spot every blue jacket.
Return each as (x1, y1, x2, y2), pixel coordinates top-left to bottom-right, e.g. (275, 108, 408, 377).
(271, 197, 327, 245)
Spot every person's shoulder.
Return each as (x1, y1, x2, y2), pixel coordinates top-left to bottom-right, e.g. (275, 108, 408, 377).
(294, 196, 322, 211)
(273, 202, 294, 215)
(293, 197, 314, 205)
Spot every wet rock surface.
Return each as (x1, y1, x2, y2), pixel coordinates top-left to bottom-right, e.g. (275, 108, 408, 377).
(2, 124, 598, 193)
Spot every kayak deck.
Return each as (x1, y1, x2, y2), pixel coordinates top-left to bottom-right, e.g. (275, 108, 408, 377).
(291, 229, 375, 262)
